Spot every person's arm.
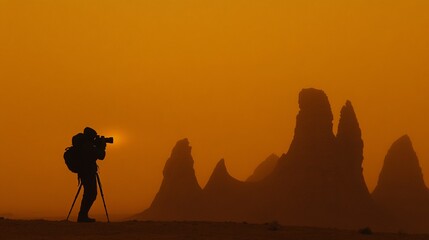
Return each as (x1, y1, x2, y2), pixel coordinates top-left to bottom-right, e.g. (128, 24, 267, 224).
(95, 141, 106, 160)
(96, 148, 106, 160)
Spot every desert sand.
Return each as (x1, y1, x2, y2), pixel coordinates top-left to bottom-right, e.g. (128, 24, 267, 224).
(1, 218, 428, 240)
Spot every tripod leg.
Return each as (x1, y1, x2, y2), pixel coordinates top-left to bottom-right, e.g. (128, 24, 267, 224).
(66, 183, 82, 221)
(96, 173, 110, 223)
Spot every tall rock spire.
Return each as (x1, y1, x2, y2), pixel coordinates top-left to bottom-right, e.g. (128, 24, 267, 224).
(336, 100, 370, 197)
(337, 100, 363, 166)
(290, 88, 335, 156)
(275, 88, 336, 172)
(262, 89, 334, 226)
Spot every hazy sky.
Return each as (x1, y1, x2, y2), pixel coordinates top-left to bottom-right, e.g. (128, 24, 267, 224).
(0, 0, 428, 219)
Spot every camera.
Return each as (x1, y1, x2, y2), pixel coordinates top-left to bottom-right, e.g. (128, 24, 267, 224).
(96, 135, 114, 144)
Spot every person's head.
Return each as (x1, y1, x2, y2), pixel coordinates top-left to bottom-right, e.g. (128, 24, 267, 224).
(83, 127, 97, 140)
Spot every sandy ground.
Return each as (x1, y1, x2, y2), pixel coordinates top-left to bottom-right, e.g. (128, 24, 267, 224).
(1, 218, 429, 240)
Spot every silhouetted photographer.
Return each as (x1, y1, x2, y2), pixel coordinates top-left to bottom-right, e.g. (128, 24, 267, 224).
(64, 127, 113, 223)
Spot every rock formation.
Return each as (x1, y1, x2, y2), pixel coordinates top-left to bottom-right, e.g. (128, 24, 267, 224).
(138, 138, 204, 220)
(372, 135, 429, 232)
(137, 88, 429, 232)
(246, 154, 279, 182)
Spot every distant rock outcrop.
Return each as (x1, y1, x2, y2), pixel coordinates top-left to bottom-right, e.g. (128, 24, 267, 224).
(372, 135, 429, 232)
(246, 154, 279, 182)
(138, 138, 204, 220)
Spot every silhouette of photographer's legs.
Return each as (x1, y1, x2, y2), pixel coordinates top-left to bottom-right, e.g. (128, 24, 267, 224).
(78, 173, 97, 222)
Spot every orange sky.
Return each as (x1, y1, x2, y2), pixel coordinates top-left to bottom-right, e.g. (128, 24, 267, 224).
(0, 0, 428, 219)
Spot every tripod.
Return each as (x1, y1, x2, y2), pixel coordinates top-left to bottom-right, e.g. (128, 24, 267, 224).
(66, 173, 110, 223)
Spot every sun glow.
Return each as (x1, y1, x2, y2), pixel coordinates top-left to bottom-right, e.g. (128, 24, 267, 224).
(103, 131, 124, 147)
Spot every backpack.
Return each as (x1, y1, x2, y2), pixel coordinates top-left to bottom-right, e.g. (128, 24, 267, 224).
(64, 146, 82, 173)
(63, 133, 85, 173)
